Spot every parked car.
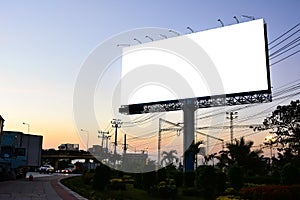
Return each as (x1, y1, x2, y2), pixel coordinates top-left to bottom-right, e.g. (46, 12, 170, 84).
(39, 165, 54, 174)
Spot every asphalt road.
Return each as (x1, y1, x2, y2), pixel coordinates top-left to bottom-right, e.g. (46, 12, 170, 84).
(0, 173, 86, 200)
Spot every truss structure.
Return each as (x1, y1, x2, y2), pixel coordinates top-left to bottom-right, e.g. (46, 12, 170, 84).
(119, 91, 272, 115)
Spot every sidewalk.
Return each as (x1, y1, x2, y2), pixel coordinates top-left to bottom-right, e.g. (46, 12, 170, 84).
(52, 175, 88, 200)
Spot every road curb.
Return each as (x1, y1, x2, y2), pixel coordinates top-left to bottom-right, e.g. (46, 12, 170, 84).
(58, 175, 88, 200)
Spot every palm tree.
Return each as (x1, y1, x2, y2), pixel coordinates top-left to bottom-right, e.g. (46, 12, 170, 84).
(216, 137, 265, 175)
(186, 141, 204, 168)
(161, 150, 179, 166)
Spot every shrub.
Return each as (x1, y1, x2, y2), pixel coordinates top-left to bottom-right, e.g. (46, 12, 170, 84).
(281, 163, 300, 185)
(81, 172, 94, 185)
(108, 178, 126, 190)
(149, 181, 177, 199)
(215, 171, 227, 195)
(228, 165, 243, 190)
(224, 187, 237, 196)
(196, 165, 216, 198)
(156, 167, 167, 183)
(184, 171, 195, 187)
(133, 173, 142, 189)
(174, 171, 183, 187)
(239, 185, 300, 200)
(182, 187, 201, 196)
(244, 175, 279, 185)
(142, 171, 156, 190)
(93, 164, 111, 191)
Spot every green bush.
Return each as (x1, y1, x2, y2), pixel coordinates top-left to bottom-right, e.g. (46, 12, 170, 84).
(244, 175, 279, 185)
(281, 163, 300, 185)
(239, 185, 300, 200)
(156, 167, 167, 183)
(196, 165, 216, 198)
(142, 171, 156, 190)
(224, 187, 237, 196)
(174, 171, 183, 187)
(108, 178, 126, 190)
(182, 187, 201, 196)
(184, 171, 195, 187)
(215, 171, 227, 195)
(149, 181, 177, 199)
(93, 164, 111, 191)
(228, 165, 243, 190)
(133, 173, 142, 189)
(81, 172, 94, 185)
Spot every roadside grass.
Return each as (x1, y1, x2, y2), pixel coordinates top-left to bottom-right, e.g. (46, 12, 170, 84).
(61, 176, 203, 200)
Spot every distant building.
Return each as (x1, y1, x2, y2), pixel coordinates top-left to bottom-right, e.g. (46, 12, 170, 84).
(123, 152, 148, 165)
(0, 115, 4, 154)
(88, 145, 103, 153)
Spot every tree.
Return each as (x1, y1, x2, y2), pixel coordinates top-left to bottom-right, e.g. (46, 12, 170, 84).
(161, 150, 179, 166)
(204, 153, 217, 166)
(216, 137, 265, 176)
(263, 100, 300, 157)
(186, 140, 204, 167)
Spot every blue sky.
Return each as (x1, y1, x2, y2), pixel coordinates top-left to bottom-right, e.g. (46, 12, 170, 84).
(0, 1, 300, 153)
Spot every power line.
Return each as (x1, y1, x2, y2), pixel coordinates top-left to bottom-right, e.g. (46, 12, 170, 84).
(268, 22, 300, 46)
(270, 49, 300, 66)
(269, 36, 300, 58)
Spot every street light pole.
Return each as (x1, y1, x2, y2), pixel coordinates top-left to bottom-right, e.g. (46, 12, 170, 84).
(81, 129, 89, 151)
(22, 122, 30, 134)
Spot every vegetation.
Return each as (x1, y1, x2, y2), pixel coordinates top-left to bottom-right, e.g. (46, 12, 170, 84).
(61, 100, 300, 199)
(161, 150, 179, 166)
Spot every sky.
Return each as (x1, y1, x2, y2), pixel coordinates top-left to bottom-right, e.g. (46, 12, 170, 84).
(1, 1, 300, 159)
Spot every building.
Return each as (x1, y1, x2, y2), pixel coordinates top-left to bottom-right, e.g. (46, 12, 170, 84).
(0, 115, 4, 154)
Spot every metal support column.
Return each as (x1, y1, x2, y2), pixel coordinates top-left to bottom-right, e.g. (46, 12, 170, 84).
(183, 99, 196, 172)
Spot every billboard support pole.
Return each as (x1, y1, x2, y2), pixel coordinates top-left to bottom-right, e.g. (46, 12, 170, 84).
(183, 99, 196, 172)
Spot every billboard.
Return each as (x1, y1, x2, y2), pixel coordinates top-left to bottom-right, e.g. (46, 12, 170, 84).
(120, 19, 271, 113)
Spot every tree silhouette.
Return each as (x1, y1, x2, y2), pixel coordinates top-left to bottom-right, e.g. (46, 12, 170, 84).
(161, 150, 179, 166)
(216, 137, 265, 175)
(263, 100, 300, 157)
(186, 140, 204, 167)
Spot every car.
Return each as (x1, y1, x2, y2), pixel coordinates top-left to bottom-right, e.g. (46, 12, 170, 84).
(39, 165, 54, 174)
(61, 167, 73, 174)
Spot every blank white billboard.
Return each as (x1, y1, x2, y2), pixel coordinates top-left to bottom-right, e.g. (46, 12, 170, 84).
(121, 19, 270, 105)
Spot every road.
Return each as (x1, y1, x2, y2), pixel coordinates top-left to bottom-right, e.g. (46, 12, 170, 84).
(0, 172, 86, 200)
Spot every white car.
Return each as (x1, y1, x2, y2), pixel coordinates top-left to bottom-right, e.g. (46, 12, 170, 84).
(39, 165, 54, 174)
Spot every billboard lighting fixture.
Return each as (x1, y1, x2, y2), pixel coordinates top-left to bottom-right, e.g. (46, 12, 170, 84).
(217, 19, 224, 27)
(169, 29, 181, 36)
(159, 34, 168, 39)
(145, 35, 154, 41)
(242, 15, 255, 20)
(133, 38, 142, 44)
(117, 44, 130, 47)
(186, 26, 195, 33)
(233, 16, 240, 24)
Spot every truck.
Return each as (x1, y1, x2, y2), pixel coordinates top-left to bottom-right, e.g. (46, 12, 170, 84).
(0, 131, 43, 179)
(58, 143, 79, 151)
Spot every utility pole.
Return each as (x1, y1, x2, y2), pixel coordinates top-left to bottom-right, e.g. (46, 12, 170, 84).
(105, 135, 111, 153)
(158, 118, 162, 165)
(226, 111, 238, 143)
(111, 119, 122, 155)
(123, 134, 128, 155)
(98, 131, 109, 148)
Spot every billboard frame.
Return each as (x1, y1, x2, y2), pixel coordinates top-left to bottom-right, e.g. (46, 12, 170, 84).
(119, 22, 272, 115)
